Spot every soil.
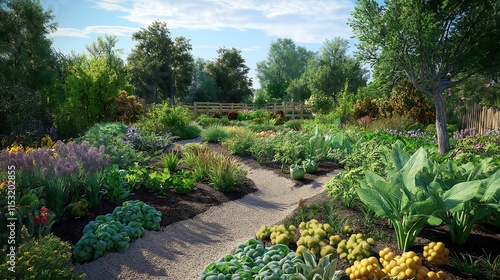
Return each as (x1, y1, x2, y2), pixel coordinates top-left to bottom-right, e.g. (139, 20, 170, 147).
(52, 142, 500, 280)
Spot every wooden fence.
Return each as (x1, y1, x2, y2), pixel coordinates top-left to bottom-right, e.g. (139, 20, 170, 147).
(460, 105, 500, 134)
(180, 102, 312, 120)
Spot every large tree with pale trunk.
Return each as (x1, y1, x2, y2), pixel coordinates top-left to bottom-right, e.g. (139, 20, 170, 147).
(349, 0, 499, 155)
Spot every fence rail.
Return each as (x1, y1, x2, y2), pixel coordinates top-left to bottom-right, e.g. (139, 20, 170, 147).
(460, 105, 500, 134)
(180, 102, 312, 120)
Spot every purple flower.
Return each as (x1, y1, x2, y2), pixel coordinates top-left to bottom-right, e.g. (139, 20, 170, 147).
(122, 137, 127, 142)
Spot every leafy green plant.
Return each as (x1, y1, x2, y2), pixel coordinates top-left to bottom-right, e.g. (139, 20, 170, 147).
(173, 170, 195, 194)
(195, 114, 230, 127)
(146, 168, 172, 195)
(73, 200, 161, 263)
(162, 151, 180, 172)
(201, 125, 229, 143)
(356, 145, 478, 251)
(0, 234, 85, 280)
(83, 171, 103, 210)
(69, 199, 90, 218)
(102, 165, 133, 205)
(124, 162, 148, 189)
(208, 155, 247, 192)
(303, 159, 319, 174)
(440, 168, 500, 244)
(250, 136, 276, 165)
(172, 123, 202, 140)
(284, 119, 303, 130)
(136, 102, 192, 134)
(296, 250, 345, 280)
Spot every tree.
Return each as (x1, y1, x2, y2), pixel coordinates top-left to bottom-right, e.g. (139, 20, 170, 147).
(305, 38, 368, 102)
(127, 21, 193, 104)
(205, 47, 253, 103)
(0, 0, 58, 140)
(350, 0, 500, 155)
(52, 43, 131, 136)
(0, 0, 58, 89)
(256, 38, 314, 100)
(186, 58, 219, 102)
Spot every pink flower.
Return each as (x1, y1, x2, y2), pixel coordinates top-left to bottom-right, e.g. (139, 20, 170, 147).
(41, 215, 48, 224)
(34, 216, 41, 225)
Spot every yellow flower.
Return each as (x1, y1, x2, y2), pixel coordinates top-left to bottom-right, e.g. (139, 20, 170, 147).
(28, 267, 34, 272)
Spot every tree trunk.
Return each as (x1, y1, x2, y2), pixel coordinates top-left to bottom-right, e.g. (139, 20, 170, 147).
(433, 90, 450, 156)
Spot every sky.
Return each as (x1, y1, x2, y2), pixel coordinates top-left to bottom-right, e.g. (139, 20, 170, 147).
(41, 0, 360, 89)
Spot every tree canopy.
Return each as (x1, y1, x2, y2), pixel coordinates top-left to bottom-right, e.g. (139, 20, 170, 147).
(350, 0, 499, 155)
(205, 47, 253, 103)
(127, 21, 193, 104)
(256, 38, 314, 101)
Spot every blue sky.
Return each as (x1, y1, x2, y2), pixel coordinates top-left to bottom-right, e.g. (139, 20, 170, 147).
(41, 0, 359, 89)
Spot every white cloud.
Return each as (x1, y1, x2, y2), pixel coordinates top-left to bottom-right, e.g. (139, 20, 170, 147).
(50, 26, 139, 38)
(88, 0, 355, 43)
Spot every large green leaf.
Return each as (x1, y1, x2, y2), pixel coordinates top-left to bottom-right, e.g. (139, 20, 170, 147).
(400, 147, 428, 191)
(467, 158, 493, 181)
(478, 169, 500, 203)
(442, 181, 480, 211)
(358, 175, 400, 219)
(390, 141, 409, 170)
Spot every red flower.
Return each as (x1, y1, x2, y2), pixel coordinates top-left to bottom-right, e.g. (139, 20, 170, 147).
(41, 216, 48, 224)
(40, 206, 49, 213)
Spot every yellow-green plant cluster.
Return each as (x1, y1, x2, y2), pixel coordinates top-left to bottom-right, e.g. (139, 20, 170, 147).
(255, 224, 296, 246)
(423, 242, 449, 266)
(337, 233, 374, 264)
(379, 248, 447, 280)
(346, 256, 385, 280)
(296, 219, 336, 258)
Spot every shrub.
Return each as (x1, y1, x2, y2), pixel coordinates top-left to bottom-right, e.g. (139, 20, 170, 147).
(123, 126, 173, 155)
(136, 102, 192, 135)
(250, 109, 271, 124)
(106, 90, 144, 124)
(201, 125, 230, 143)
(195, 114, 230, 127)
(0, 234, 84, 280)
(81, 122, 143, 168)
(227, 110, 239, 120)
(172, 123, 202, 140)
(284, 120, 303, 131)
(386, 80, 436, 126)
(352, 96, 379, 119)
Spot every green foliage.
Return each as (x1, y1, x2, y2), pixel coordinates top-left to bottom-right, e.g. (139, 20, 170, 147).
(0, 234, 84, 280)
(186, 58, 219, 102)
(201, 125, 230, 143)
(330, 80, 356, 122)
(449, 134, 500, 165)
(357, 144, 494, 251)
(284, 120, 303, 131)
(199, 239, 306, 280)
(102, 165, 133, 205)
(250, 136, 277, 165)
(0, 0, 58, 91)
(306, 91, 334, 115)
(81, 122, 143, 168)
(172, 123, 202, 140)
(296, 250, 345, 280)
(162, 151, 180, 172)
(136, 102, 192, 134)
(249, 109, 271, 124)
(223, 128, 255, 156)
(127, 21, 193, 104)
(173, 170, 195, 194)
(73, 200, 161, 263)
(69, 199, 90, 219)
(273, 131, 307, 170)
(53, 53, 131, 136)
(205, 47, 253, 103)
(256, 38, 314, 100)
(195, 114, 230, 127)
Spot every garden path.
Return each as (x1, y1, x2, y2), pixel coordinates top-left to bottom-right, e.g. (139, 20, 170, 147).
(74, 141, 339, 280)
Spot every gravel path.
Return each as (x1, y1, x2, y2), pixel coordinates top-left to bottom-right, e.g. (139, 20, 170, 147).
(74, 163, 339, 280)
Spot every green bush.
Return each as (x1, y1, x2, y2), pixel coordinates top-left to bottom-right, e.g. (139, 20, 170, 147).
(223, 128, 255, 155)
(201, 125, 230, 143)
(172, 123, 202, 140)
(195, 114, 230, 127)
(0, 234, 84, 280)
(81, 122, 143, 168)
(136, 102, 192, 134)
